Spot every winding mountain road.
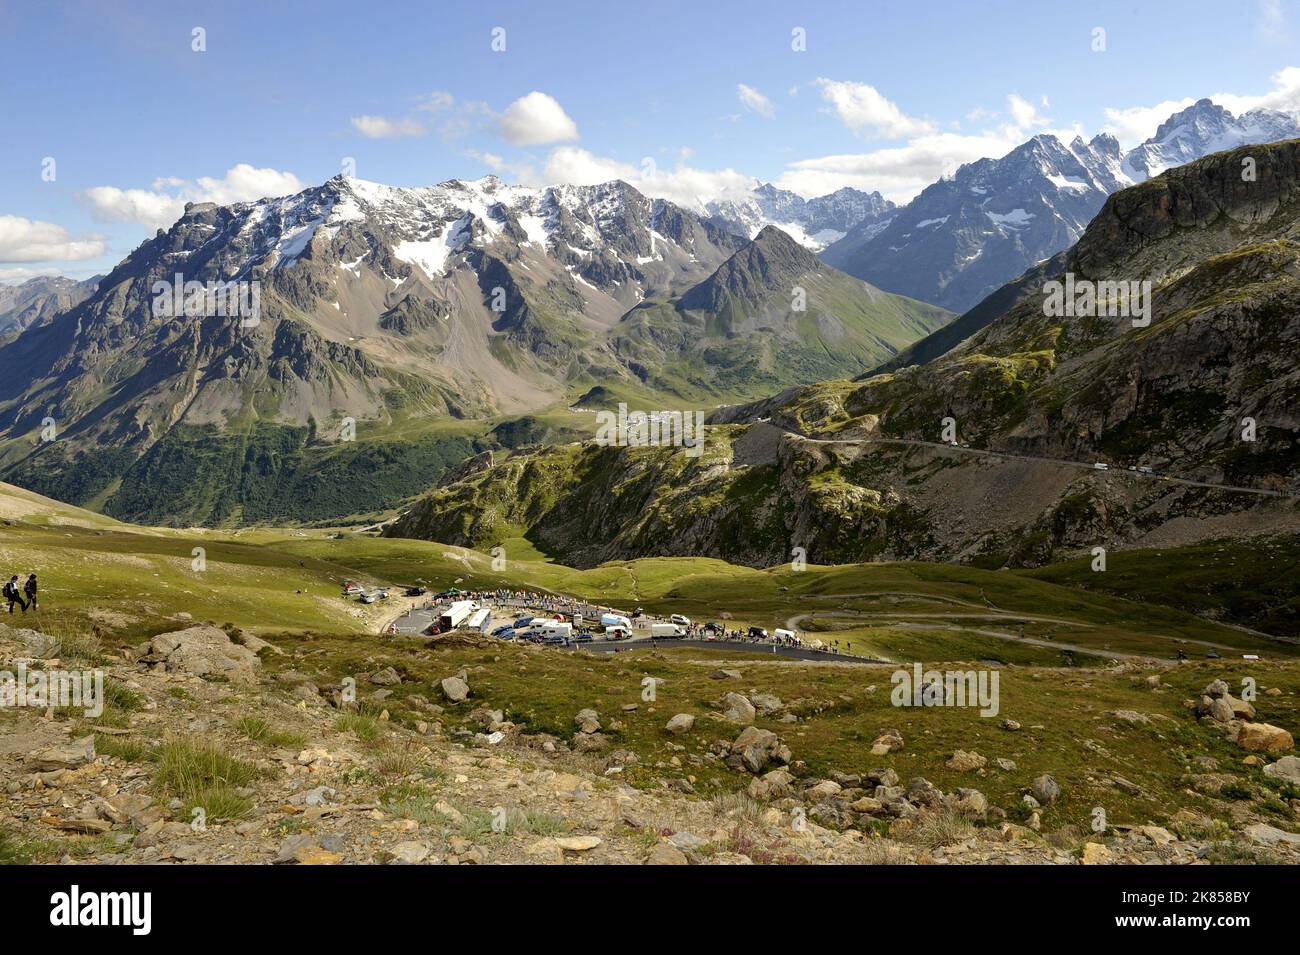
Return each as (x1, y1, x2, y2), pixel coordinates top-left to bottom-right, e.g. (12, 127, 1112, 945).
(795, 434, 1297, 500)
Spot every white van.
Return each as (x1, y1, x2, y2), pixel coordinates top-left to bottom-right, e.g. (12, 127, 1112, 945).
(669, 614, 691, 626)
(531, 621, 572, 642)
(651, 623, 686, 638)
(773, 628, 797, 642)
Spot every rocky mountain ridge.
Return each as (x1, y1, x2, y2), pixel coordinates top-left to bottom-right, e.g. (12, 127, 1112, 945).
(824, 99, 1300, 312)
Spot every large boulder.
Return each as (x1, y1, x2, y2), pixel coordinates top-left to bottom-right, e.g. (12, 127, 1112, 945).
(439, 676, 469, 703)
(946, 750, 986, 772)
(871, 729, 904, 755)
(137, 626, 260, 683)
(26, 735, 96, 771)
(720, 693, 756, 723)
(1236, 722, 1294, 753)
(948, 787, 988, 817)
(748, 769, 794, 800)
(730, 726, 782, 775)
(0, 624, 61, 658)
(1030, 774, 1061, 805)
(665, 713, 695, 735)
(1263, 755, 1300, 785)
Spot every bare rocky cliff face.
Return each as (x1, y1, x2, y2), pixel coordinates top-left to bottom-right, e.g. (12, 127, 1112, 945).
(388, 141, 1300, 570)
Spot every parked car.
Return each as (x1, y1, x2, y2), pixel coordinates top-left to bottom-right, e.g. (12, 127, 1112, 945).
(703, 622, 722, 634)
(495, 628, 517, 641)
(748, 626, 769, 639)
(491, 625, 514, 637)
(669, 613, 691, 626)
(404, 586, 427, 597)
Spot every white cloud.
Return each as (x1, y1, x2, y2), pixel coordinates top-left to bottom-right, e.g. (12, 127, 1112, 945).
(498, 91, 579, 145)
(1007, 93, 1049, 130)
(1102, 67, 1300, 147)
(82, 164, 304, 230)
(1210, 65, 1300, 115)
(1258, 0, 1289, 42)
(350, 114, 426, 139)
(521, 147, 754, 211)
(775, 87, 1077, 202)
(814, 78, 934, 139)
(775, 130, 1026, 203)
(415, 91, 455, 114)
(1100, 97, 1197, 147)
(737, 83, 775, 118)
(538, 146, 636, 185)
(349, 91, 460, 139)
(0, 216, 108, 264)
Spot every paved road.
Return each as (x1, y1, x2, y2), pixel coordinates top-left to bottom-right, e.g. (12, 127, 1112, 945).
(580, 637, 879, 665)
(797, 434, 1297, 500)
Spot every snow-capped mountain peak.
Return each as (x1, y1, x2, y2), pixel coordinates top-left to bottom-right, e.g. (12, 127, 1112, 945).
(824, 98, 1300, 313)
(701, 182, 895, 252)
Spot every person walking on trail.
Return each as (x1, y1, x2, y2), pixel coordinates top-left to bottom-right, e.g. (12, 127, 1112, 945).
(23, 574, 37, 612)
(4, 575, 27, 614)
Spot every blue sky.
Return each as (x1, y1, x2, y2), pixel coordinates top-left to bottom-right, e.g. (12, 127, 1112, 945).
(3, 0, 1299, 282)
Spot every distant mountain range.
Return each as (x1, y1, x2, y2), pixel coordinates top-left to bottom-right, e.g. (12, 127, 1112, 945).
(0, 175, 943, 525)
(701, 183, 895, 252)
(0, 275, 100, 335)
(6, 95, 1297, 529)
(822, 99, 1300, 312)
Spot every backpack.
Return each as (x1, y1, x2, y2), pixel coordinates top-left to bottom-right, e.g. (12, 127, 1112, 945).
(3, 581, 15, 599)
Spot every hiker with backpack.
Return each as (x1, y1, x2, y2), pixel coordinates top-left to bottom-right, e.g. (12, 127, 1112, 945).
(4, 575, 27, 614)
(23, 574, 37, 612)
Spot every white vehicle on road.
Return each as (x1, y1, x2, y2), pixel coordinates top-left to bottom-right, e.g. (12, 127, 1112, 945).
(1093, 463, 1109, 470)
(651, 623, 686, 638)
(438, 600, 479, 630)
